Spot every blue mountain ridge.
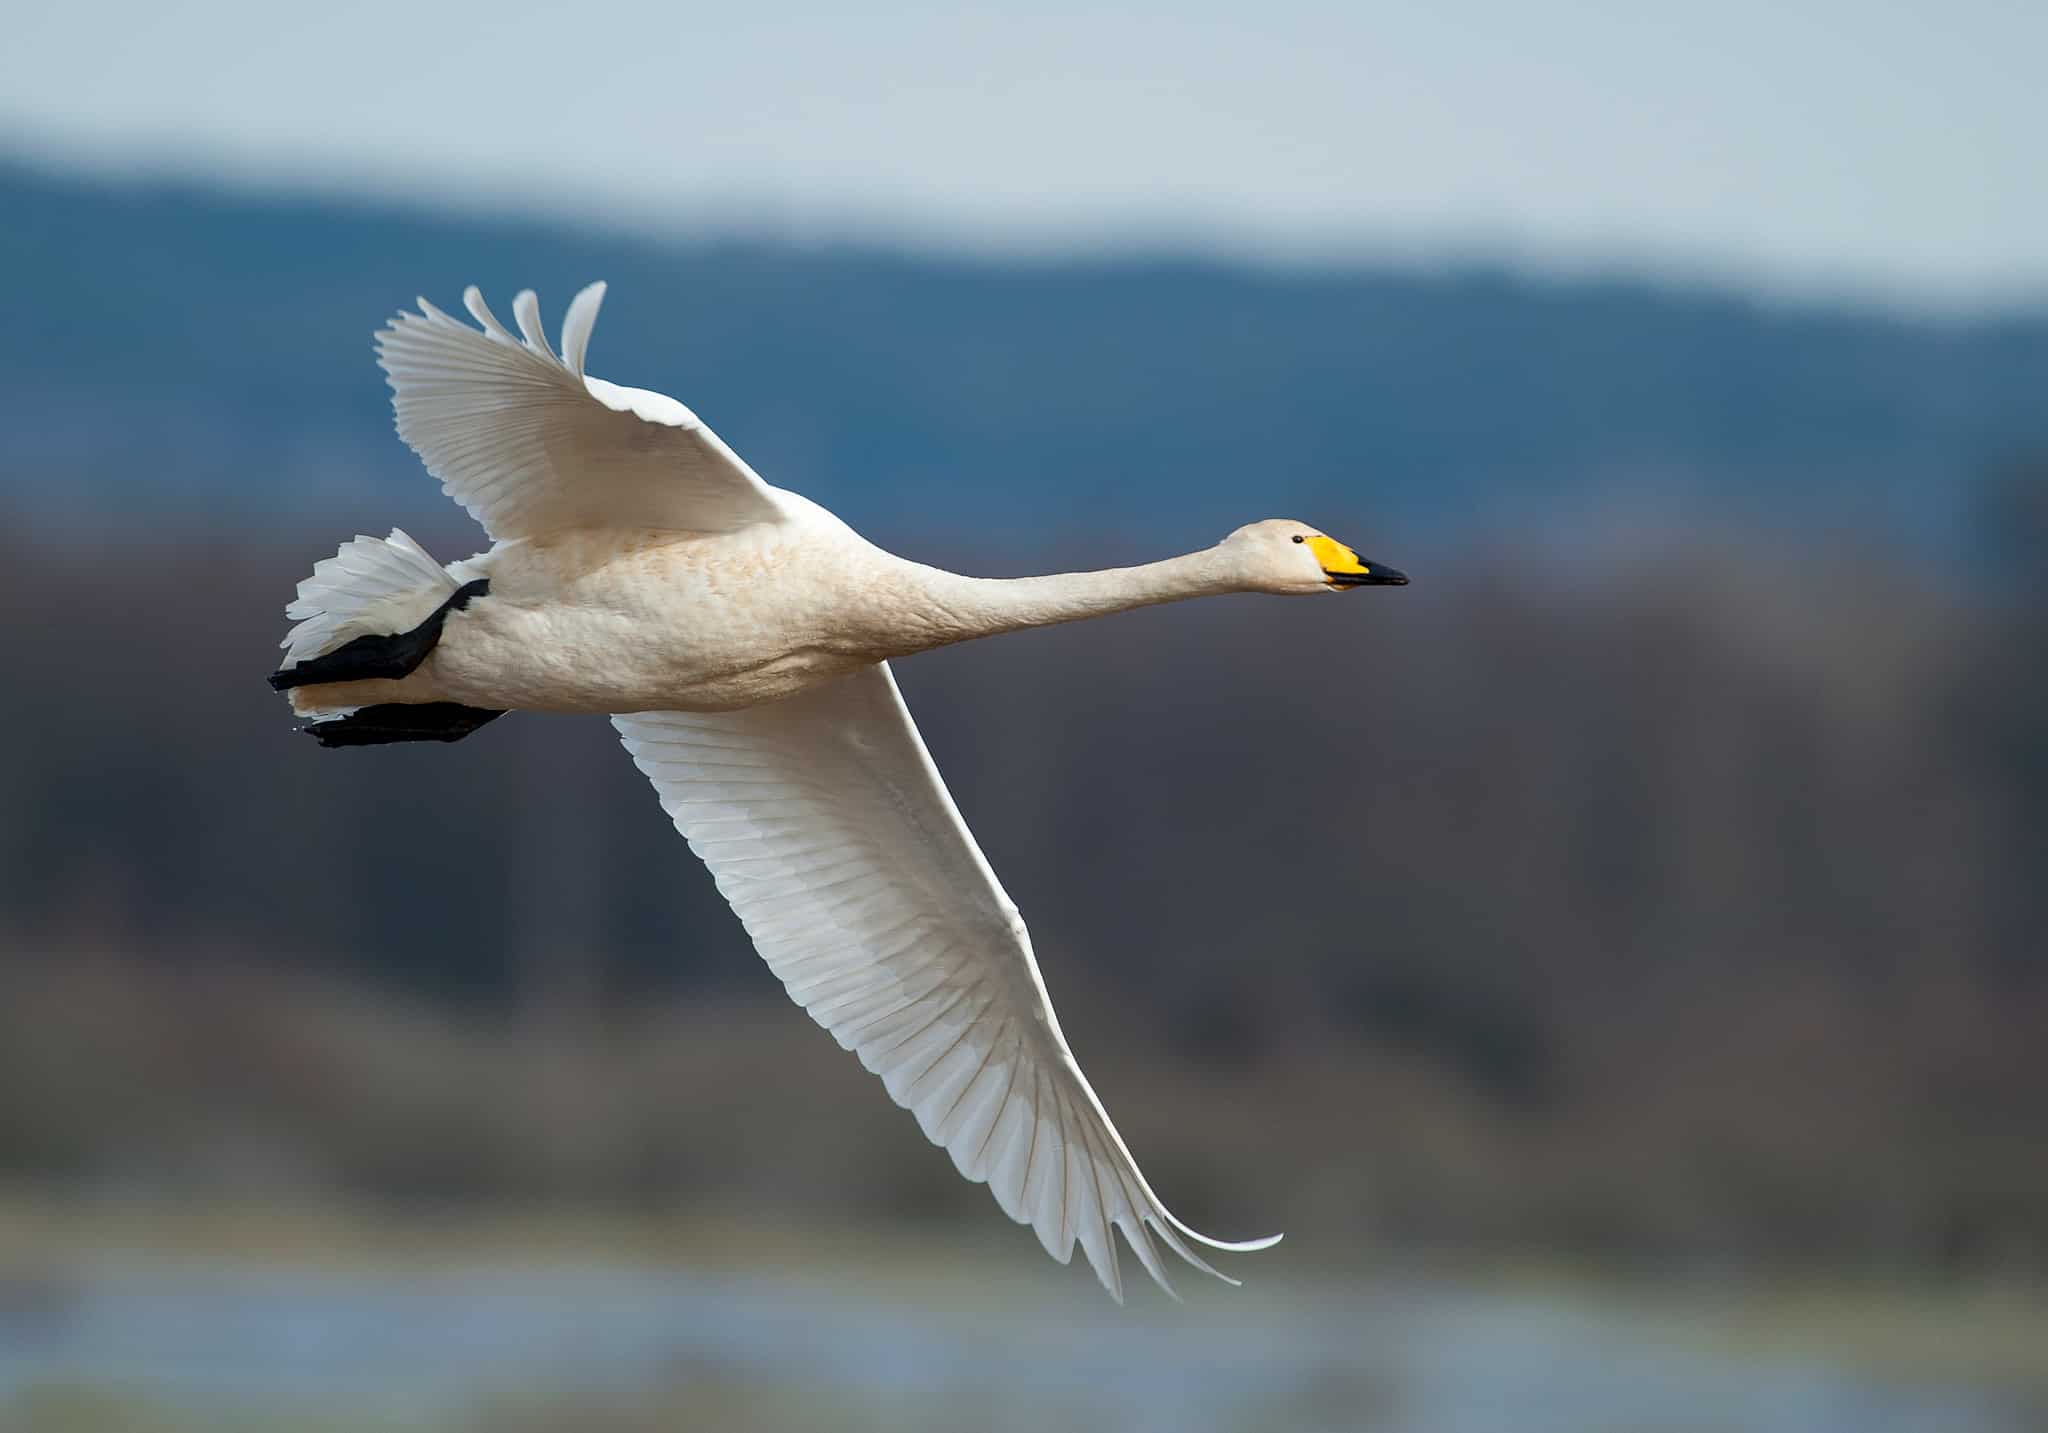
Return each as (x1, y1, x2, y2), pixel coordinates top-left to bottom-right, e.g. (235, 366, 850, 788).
(3, 160, 2044, 549)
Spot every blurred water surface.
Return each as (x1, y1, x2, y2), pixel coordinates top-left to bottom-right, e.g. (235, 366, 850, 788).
(0, 1247, 2037, 1433)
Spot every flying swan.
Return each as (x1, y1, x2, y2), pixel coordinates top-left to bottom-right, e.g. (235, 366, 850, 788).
(270, 283, 1408, 1300)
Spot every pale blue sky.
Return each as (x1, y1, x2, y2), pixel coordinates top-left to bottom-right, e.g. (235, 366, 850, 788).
(6, 0, 2042, 305)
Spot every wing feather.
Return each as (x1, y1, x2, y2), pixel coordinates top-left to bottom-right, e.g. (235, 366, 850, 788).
(613, 663, 1280, 1298)
(375, 283, 785, 539)
(560, 284, 605, 378)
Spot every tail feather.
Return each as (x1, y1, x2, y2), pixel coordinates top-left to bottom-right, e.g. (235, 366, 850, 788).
(280, 529, 458, 671)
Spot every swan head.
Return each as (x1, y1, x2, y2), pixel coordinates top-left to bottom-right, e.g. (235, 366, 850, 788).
(1221, 519, 1409, 595)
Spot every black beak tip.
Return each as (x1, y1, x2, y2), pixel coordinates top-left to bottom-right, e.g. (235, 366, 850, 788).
(1329, 563, 1409, 588)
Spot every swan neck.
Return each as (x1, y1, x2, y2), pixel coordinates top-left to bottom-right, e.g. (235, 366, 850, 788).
(899, 547, 1238, 647)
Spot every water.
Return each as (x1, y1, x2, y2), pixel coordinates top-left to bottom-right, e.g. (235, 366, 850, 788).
(0, 1258, 2031, 1432)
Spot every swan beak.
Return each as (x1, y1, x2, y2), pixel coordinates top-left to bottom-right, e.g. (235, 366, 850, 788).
(1306, 535, 1407, 587)
(1326, 561, 1408, 587)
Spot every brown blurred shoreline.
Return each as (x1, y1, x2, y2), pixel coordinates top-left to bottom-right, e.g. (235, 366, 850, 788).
(4, 495, 2045, 1284)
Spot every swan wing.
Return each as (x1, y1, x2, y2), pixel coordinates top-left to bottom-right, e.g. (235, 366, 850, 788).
(374, 284, 785, 539)
(613, 664, 1281, 1300)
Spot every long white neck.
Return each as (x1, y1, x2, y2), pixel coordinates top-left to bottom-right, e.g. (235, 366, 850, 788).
(879, 546, 1243, 654)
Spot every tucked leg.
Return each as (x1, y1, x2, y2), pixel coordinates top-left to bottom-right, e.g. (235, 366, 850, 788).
(303, 702, 506, 748)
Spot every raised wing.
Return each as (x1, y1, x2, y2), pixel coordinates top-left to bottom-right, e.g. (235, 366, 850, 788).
(375, 284, 786, 540)
(614, 664, 1280, 1300)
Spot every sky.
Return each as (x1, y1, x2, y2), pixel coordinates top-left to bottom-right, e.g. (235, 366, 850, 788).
(5, 0, 2043, 307)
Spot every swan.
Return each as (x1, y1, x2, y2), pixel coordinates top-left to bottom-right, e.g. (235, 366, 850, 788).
(271, 283, 1408, 1299)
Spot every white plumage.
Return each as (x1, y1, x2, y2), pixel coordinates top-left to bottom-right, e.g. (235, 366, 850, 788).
(278, 282, 1410, 1298)
(617, 668, 1272, 1299)
(280, 528, 456, 670)
(377, 283, 785, 538)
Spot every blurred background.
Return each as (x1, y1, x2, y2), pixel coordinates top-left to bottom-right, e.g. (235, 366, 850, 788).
(3, 2, 2046, 1429)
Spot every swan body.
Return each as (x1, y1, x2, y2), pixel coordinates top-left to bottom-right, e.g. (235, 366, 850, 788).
(295, 511, 1315, 715)
(274, 282, 1407, 1299)
(296, 516, 895, 714)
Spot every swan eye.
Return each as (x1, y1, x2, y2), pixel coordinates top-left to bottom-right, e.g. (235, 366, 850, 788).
(1292, 534, 1305, 543)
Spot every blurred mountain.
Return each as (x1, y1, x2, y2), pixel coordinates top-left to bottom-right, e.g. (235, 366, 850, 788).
(5, 159, 2044, 548)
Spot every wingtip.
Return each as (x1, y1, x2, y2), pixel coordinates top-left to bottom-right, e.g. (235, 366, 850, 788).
(561, 281, 608, 377)
(1164, 1213, 1285, 1254)
(461, 285, 518, 344)
(510, 288, 558, 363)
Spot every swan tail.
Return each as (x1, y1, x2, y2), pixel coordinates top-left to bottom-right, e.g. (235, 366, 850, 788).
(271, 529, 468, 716)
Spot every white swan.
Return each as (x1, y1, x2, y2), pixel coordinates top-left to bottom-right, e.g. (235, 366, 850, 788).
(272, 283, 1408, 1299)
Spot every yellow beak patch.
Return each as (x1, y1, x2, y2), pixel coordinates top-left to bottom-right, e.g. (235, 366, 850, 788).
(1306, 534, 1371, 580)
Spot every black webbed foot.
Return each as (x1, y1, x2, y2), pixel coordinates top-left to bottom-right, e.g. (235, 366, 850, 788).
(303, 702, 506, 748)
